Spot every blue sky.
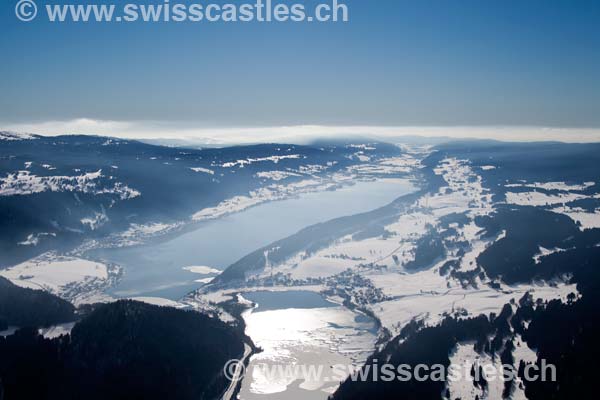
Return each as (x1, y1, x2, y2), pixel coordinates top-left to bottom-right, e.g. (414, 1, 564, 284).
(1, 0, 600, 138)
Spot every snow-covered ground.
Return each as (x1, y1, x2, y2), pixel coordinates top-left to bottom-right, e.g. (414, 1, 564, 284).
(533, 246, 567, 264)
(550, 206, 600, 230)
(75, 221, 184, 251)
(446, 334, 540, 400)
(347, 154, 421, 175)
(128, 297, 187, 308)
(0, 252, 120, 305)
(192, 178, 345, 222)
(192, 154, 419, 222)
(39, 322, 76, 339)
(505, 181, 595, 192)
(255, 171, 302, 181)
(504, 191, 586, 206)
(373, 278, 576, 336)
(511, 334, 539, 400)
(502, 180, 600, 229)
(121, 222, 175, 240)
(17, 232, 56, 246)
(81, 210, 109, 231)
(190, 167, 214, 174)
(0, 169, 140, 199)
(447, 341, 505, 400)
(0, 131, 37, 141)
(222, 154, 302, 168)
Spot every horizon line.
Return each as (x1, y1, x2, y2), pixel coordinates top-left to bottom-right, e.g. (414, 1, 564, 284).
(2, 119, 600, 145)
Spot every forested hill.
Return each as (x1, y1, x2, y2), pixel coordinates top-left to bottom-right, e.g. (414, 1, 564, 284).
(0, 276, 76, 329)
(0, 300, 248, 400)
(333, 222, 600, 399)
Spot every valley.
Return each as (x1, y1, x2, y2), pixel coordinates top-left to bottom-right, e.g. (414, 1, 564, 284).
(2, 134, 600, 400)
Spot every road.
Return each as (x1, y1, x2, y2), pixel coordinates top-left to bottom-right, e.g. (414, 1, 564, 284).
(222, 343, 252, 400)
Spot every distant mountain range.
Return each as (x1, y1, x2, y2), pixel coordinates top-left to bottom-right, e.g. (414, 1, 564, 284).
(0, 132, 402, 266)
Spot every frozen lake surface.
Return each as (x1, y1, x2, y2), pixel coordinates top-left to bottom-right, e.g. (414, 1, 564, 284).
(240, 291, 377, 400)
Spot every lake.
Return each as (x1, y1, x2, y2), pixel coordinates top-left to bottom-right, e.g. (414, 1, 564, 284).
(91, 178, 416, 299)
(240, 290, 377, 400)
(242, 290, 338, 312)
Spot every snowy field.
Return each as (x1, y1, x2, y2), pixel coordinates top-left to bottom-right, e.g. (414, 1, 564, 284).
(0, 252, 120, 305)
(0, 169, 140, 199)
(192, 154, 419, 222)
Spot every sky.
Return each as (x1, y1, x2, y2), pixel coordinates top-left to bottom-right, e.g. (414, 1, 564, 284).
(1, 0, 600, 142)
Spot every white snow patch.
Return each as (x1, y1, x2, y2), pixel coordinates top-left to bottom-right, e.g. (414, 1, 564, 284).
(255, 171, 301, 181)
(347, 144, 376, 150)
(506, 181, 595, 192)
(372, 278, 577, 336)
(505, 191, 586, 206)
(112, 222, 178, 246)
(447, 342, 504, 400)
(533, 246, 567, 264)
(191, 178, 342, 222)
(348, 155, 420, 175)
(0, 131, 37, 141)
(551, 206, 600, 230)
(129, 297, 187, 308)
(81, 211, 109, 230)
(183, 266, 221, 275)
(0, 253, 117, 305)
(122, 222, 173, 238)
(0, 170, 140, 199)
(17, 232, 56, 246)
(222, 155, 301, 168)
(190, 167, 214, 175)
(39, 322, 76, 339)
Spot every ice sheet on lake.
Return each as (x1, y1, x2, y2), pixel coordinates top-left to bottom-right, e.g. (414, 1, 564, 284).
(240, 306, 376, 399)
